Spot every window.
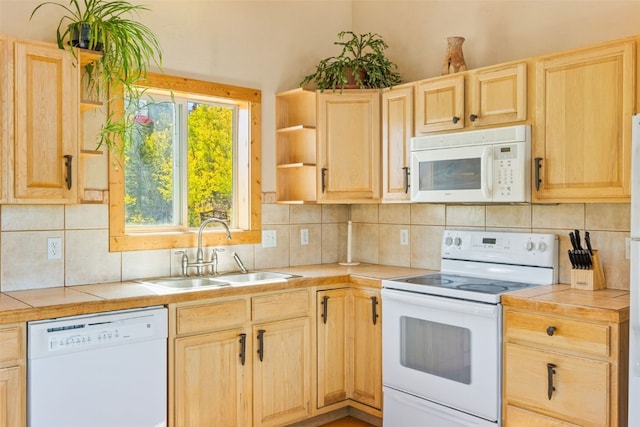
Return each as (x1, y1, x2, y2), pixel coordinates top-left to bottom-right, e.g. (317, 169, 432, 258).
(109, 73, 261, 251)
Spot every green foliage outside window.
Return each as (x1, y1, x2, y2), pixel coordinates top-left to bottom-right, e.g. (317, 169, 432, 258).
(124, 95, 234, 229)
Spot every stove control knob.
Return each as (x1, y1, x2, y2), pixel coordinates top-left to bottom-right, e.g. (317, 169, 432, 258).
(525, 240, 534, 251)
(445, 236, 454, 246)
(537, 241, 547, 252)
(454, 237, 462, 247)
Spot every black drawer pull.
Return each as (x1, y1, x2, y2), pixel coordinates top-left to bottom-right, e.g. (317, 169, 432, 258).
(546, 326, 556, 336)
(547, 363, 557, 400)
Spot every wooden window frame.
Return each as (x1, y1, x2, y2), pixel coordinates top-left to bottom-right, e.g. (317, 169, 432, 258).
(108, 73, 261, 251)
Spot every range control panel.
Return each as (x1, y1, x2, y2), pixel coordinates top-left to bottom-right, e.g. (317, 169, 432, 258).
(442, 229, 558, 268)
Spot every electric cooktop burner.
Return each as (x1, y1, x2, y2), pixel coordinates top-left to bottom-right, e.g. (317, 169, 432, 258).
(401, 273, 536, 295)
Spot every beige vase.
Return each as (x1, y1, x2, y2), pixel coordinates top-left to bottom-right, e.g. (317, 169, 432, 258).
(442, 36, 467, 75)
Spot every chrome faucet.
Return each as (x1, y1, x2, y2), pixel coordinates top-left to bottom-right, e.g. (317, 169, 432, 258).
(177, 218, 232, 276)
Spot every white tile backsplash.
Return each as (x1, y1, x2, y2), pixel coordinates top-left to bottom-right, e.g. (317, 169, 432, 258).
(66, 204, 109, 229)
(65, 229, 121, 286)
(122, 249, 171, 281)
(1, 205, 64, 231)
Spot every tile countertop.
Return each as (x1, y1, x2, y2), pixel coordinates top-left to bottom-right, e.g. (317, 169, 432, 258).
(1, 264, 629, 325)
(0, 263, 433, 324)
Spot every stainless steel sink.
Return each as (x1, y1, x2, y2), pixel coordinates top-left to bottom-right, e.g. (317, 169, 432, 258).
(136, 276, 230, 291)
(217, 271, 298, 285)
(136, 271, 298, 291)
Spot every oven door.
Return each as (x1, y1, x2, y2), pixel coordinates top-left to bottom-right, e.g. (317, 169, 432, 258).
(410, 144, 492, 203)
(381, 287, 501, 422)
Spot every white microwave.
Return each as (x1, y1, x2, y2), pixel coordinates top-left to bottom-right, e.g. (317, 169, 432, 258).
(410, 125, 531, 203)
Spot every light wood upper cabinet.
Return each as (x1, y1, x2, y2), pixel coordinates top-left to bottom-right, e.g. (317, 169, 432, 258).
(381, 84, 413, 202)
(0, 323, 25, 427)
(415, 74, 464, 133)
(415, 62, 527, 134)
(468, 62, 527, 127)
(12, 39, 78, 203)
(317, 90, 381, 203)
(533, 39, 635, 203)
(275, 88, 317, 204)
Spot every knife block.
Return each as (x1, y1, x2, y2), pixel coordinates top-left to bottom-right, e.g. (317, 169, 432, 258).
(570, 250, 605, 290)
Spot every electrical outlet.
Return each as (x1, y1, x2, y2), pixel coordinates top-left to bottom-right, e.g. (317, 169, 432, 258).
(262, 230, 277, 248)
(300, 228, 309, 245)
(48, 237, 62, 260)
(400, 229, 409, 246)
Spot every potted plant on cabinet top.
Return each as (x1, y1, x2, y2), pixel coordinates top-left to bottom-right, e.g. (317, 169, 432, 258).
(30, 0, 163, 155)
(300, 31, 401, 92)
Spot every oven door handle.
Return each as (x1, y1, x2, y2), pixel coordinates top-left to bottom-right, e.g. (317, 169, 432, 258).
(481, 146, 492, 200)
(381, 288, 499, 317)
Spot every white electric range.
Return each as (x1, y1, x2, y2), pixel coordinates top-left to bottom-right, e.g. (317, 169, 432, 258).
(381, 229, 558, 427)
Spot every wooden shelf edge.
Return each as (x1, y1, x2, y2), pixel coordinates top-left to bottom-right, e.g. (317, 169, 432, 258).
(78, 49, 103, 67)
(276, 124, 316, 133)
(276, 87, 316, 97)
(277, 163, 316, 169)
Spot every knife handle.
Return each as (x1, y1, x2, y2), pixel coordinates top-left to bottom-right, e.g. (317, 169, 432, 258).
(585, 231, 593, 255)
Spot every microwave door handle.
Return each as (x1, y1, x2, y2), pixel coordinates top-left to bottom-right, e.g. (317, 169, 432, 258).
(481, 146, 492, 199)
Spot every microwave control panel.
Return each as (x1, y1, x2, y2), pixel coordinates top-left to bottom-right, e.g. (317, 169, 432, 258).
(493, 143, 526, 202)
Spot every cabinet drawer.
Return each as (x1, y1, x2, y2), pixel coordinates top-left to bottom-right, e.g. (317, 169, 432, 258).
(504, 343, 609, 427)
(504, 309, 610, 356)
(505, 404, 580, 426)
(252, 289, 310, 322)
(0, 324, 24, 364)
(176, 299, 248, 335)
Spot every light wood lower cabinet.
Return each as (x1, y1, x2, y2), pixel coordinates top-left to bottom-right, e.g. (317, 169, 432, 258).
(170, 289, 312, 427)
(0, 323, 25, 427)
(316, 287, 382, 414)
(503, 303, 628, 427)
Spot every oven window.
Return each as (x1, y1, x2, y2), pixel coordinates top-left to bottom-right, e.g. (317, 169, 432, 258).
(400, 316, 471, 384)
(418, 158, 481, 191)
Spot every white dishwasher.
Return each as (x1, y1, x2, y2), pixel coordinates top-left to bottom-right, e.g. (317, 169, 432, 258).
(27, 306, 168, 427)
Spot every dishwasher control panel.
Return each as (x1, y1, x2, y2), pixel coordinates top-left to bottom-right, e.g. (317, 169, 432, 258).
(47, 319, 156, 352)
(28, 306, 168, 358)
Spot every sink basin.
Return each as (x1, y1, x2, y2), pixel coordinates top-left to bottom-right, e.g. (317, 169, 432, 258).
(136, 276, 230, 291)
(218, 271, 298, 285)
(136, 271, 298, 291)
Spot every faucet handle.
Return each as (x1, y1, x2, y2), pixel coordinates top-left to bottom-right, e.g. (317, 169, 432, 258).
(175, 250, 189, 277)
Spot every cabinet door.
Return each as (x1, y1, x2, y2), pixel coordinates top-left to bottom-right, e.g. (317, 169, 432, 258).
(0, 366, 23, 427)
(382, 85, 413, 202)
(174, 329, 251, 427)
(534, 40, 634, 202)
(13, 40, 78, 203)
(468, 62, 527, 127)
(253, 317, 311, 426)
(350, 289, 382, 409)
(317, 288, 350, 408)
(504, 343, 609, 426)
(317, 90, 381, 203)
(415, 75, 464, 133)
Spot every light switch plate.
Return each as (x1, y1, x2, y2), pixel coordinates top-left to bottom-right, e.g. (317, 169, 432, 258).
(262, 230, 277, 248)
(400, 229, 409, 246)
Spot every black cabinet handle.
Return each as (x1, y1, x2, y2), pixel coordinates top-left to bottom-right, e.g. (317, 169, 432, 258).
(321, 168, 327, 193)
(546, 326, 556, 336)
(321, 295, 329, 324)
(239, 333, 247, 366)
(371, 296, 379, 325)
(257, 329, 265, 362)
(547, 363, 557, 400)
(535, 157, 543, 191)
(469, 114, 478, 122)
(452, 116, 460, 124)
(402, 167, 410, 194)
(64, 155, 73, 190)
